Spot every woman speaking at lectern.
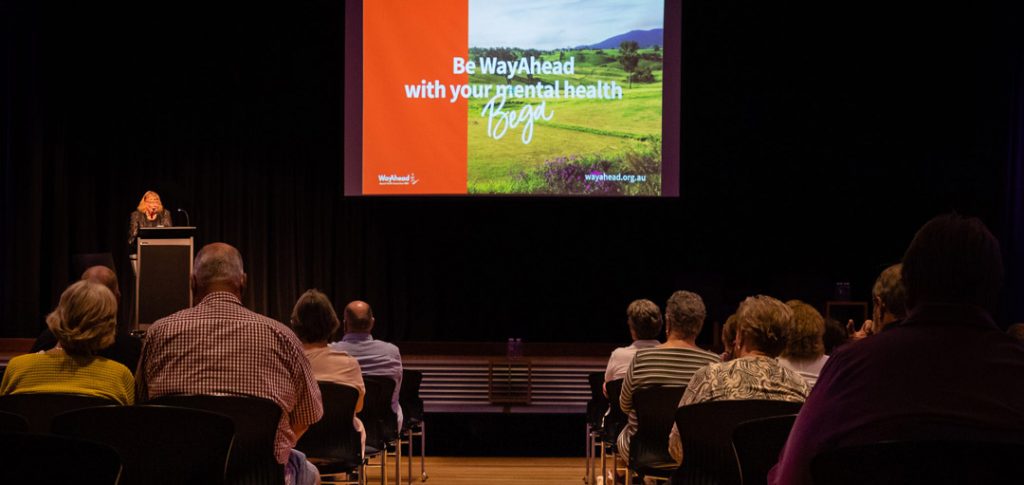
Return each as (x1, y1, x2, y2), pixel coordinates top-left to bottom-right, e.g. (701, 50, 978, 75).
(128, 190, 173, 274)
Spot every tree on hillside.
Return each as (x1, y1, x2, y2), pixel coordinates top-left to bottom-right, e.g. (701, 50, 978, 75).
(653, 44, 660, 52)
(618, 41, 640, 88)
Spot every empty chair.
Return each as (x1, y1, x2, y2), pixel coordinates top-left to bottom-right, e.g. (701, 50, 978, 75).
(672, 400, 802, 485)
(731, 414, 797, 485)
(150, 395, 284, 485)
(628, 386, 687, 483)
(0, 431, 121, 485)
(52, 404, 235, 485)
(0, 393, 118, 433)
(0, 410, 28, 432)
(399, 369, 427, 483)
(296, 382, 364, 485)
(360, 375, 401, 485)
(585, 371, 609, 484)
(810, 440, 1024, 485)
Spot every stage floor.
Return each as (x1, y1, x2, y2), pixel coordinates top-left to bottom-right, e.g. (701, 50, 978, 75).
(362, 456, 585, 485)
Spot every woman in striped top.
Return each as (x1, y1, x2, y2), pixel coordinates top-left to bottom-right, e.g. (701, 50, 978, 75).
(616, 292, 721, 463)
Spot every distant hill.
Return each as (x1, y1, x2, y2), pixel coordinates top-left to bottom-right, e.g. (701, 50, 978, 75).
(578, 28, 663, 50)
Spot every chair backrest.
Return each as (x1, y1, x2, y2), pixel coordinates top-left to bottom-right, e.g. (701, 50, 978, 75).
(0, 393, 119, 433)
(0, 431, 121, 485)
(810, 440, 1024, 485)
(399, 369, 424, 424)
(630, 385, 687, 473)
(360, 375, 399, 448)
(672, 400, 803, 485)
(52, 404, 235, 485)
(586, 371, 609, 427)
(296, 382, 363, 472)
(0, 409, 28, 432)
(731, 414, 798, 485)
(150, 394, 284, 485)
(603, 379, 628, 444)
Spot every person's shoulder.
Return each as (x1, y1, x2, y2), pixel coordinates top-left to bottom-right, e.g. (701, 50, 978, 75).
(609, 346, 633, 359)
(685, 346, 722, 362)
(6, 352, 44, 369)
(92, 356, 134, 376)
(377, 338, 401, 355)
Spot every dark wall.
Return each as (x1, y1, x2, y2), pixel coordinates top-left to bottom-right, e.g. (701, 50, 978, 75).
(2, 0, 1021, 342)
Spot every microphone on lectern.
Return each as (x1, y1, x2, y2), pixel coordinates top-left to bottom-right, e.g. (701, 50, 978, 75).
(176, 208, 191, 226)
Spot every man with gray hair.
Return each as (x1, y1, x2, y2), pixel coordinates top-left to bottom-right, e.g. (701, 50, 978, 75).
(137, 243, 323, 485)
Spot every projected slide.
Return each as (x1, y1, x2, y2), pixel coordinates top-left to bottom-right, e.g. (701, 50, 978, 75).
(346, 0, 678, 196)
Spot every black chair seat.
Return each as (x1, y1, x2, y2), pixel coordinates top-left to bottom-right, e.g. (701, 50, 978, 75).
(0, 409, 29, 432)
(150, 394, 284, 485)
(52, 404, 235, 485)
(672, 400, 803, 485)
(731, 414, 797, 485)
(0, 431, 122, 485)
(296, 382, 364, 479)
(0, 393, 119, 433)
(629, 385, 687, 480)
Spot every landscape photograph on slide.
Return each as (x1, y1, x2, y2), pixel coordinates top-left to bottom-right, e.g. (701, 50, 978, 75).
(466, 0, 665, 195)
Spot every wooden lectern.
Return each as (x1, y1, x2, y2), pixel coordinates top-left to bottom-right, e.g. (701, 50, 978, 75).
(134, 227, 195, 329)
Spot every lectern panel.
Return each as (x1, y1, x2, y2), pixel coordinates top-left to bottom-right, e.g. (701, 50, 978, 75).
(137, 239, 193, 325)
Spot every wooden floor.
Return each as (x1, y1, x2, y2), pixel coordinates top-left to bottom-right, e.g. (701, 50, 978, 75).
(361, 456, 589, 485)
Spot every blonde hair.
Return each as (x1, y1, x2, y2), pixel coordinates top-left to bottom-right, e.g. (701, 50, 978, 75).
(627, 299, 663, 340)
(735, 295, 793, 357)
(782, 300, 825, 360)
(46, 281, 117, 356)
(136, 191, 164, 214)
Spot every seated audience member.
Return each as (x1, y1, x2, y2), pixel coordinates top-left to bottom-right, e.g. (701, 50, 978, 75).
(1007, 323, 1024, 342)
(669, 295, 809, 462)
(617, 294, 720, 464)
(769, 214, 1024, 485)
(330, 300, 403, 429)
(778, 300, 828, 387)
(1, 280, 134, 404)
(719, 314, 738, 361)
(604, 298, 663, 395)
(30, 265, 141, 370)
(822, 317, 849, 354)
(289, 289, 366, 451)
(136, 243, 322, 485)
(870, 263, 908, 334)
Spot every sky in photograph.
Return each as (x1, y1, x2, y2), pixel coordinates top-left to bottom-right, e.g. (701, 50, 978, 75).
(469, 0, 663, 50)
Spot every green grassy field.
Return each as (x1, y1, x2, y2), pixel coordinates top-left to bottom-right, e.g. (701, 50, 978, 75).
(466, 48, 663, 195)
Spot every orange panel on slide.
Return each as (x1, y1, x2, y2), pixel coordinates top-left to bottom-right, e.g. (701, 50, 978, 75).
(363, 0, 468, 194)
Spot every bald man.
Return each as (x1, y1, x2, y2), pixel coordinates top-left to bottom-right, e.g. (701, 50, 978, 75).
(30, 265, 141, 369)
(330, 300, 404, 429)
(136, 243, 323, 484)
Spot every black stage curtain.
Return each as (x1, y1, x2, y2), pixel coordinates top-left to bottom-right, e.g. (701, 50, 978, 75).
(3, 0, 1022, 341)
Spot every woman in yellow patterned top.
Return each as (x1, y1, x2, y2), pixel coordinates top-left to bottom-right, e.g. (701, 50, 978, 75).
(0, 280, 134, 404)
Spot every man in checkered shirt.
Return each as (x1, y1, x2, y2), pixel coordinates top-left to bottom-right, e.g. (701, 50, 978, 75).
(136, 242, 323, 484)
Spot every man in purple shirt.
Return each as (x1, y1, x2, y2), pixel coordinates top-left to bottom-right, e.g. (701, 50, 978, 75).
(330, 300, 403, 428)
(770, 214, 1024, 485)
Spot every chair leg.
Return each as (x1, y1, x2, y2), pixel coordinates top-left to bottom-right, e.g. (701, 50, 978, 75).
(585, 424, 592, 484)
(406, 429, 413, 485)
(395, 437, 402, 485)
(420, 422, 428, 482)
(381, 445, 388, 485)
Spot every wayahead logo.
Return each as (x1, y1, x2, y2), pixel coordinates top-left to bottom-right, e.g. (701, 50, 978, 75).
(377, 173, 420, 186)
